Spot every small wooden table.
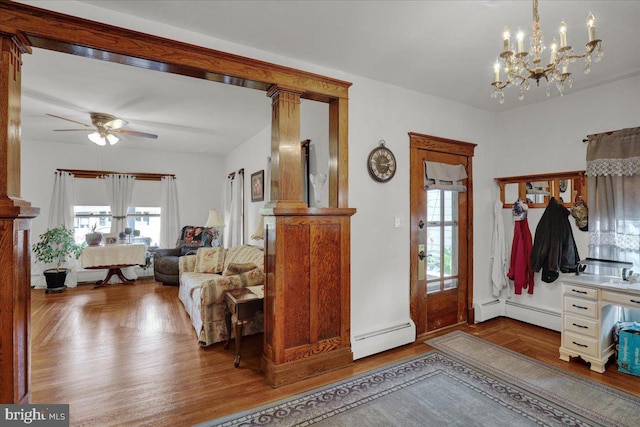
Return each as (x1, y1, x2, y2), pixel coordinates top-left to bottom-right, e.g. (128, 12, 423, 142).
(224, 286, 264, 368)
(80, 244, 147, 289)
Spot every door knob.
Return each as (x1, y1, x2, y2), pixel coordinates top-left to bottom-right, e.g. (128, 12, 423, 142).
(418, 250, 426, 260)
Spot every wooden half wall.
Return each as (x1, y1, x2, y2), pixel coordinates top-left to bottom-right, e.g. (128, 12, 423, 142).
(0, 2, 354, 400)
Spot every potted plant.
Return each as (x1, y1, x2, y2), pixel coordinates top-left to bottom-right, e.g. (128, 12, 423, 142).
(85, 223, 103, 246)
(32, 226, 85, 293)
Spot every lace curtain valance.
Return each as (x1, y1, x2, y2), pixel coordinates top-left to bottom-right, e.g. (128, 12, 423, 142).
(424, 161, 468, 192)
(586, 127, 640, 176)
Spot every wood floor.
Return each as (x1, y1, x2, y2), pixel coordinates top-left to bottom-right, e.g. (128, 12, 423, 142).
(31, 278, 639, 427)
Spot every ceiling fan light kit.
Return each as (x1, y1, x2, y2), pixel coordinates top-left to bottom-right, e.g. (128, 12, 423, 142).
(490, 0, 603, 103)
(48, 111, 158, 146)
(88, 131, 119, 146)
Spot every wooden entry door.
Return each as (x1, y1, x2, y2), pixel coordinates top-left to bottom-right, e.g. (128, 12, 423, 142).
(409, 133, 476, 340)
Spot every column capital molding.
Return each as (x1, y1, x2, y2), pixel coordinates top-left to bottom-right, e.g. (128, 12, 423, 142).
(267, 85, 304, 99)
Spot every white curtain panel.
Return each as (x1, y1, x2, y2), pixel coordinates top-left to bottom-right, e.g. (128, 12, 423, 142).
(48, 170, 75, 229)
(586, 127, 640, 322)
(106, 174, 136, 235)
(223, 171, 244, 248)
(38, 171, 77, 288)
(160, 175, 180, 248)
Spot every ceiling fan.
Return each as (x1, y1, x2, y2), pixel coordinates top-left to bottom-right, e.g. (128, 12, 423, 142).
(47, 112, 158, 146)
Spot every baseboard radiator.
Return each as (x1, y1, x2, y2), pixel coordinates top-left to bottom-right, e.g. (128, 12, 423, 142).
(473, 299, 503, 322)
(352, 320, 416, 360)
(504, 300, 561, 332)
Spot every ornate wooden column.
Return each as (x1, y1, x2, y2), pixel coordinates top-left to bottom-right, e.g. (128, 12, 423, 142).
(261, 87, 355, 387)
(0, 32, 39, 404)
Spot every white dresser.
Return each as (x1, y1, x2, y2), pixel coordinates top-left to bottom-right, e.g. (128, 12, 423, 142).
(559, 275, 640, 373)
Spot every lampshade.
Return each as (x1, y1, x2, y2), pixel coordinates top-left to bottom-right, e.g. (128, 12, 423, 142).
(204, 209, 224, 227)
(251, 215, 264, 241)
(88, 131, 107, 146)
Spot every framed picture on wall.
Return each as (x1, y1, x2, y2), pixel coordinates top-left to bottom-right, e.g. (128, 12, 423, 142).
(251, 170, 264, 202)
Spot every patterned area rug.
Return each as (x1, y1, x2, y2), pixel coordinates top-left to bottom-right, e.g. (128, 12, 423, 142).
(198, 332, 640, 427)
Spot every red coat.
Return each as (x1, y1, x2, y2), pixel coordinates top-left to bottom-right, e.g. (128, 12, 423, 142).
(507, 218, 534, 295)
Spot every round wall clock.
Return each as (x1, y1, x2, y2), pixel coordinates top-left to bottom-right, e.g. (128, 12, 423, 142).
(367, 140, 397, 183)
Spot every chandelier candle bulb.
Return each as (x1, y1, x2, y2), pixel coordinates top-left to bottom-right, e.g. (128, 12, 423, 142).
(587, 12, 596, 42)
(494, 61, 500, 83)
(559, 20, 568, 48)
(503, 26, 511, 51)
(550, 38, 558, 64)
(517, 29, 525, 54)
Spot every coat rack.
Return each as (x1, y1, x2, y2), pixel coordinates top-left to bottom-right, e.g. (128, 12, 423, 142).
(495, 170, 586, 209)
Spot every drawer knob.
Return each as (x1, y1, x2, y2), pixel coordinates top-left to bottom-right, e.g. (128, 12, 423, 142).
(572, 323, 588, 329)
(572, 341, 589, 348)
(572, 304, 588, 310)
(631, 299, 640, 304)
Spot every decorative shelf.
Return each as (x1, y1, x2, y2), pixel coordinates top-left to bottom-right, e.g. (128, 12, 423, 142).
(495, 170, 586, 209)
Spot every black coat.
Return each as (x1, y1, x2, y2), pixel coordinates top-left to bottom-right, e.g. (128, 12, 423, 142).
(530, 197, 580, 283)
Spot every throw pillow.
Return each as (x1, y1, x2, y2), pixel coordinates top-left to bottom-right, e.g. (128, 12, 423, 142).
(194, 247, 226, 274)
(224, 262, 258, 276)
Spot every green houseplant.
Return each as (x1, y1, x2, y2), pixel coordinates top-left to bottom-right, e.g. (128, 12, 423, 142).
(32, 226, 85, 293)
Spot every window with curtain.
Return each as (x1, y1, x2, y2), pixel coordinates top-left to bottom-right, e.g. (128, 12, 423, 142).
(73, 205, 161, 246)
(587, 127, 640, 321)
(70, 173, 168, 247)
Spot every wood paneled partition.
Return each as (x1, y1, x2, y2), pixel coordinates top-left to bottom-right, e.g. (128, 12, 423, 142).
(0, 2, 353, 400)
(262, 208, 355, 387)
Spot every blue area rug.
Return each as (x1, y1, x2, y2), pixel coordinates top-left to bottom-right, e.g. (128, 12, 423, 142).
(197, 332, 640, 426)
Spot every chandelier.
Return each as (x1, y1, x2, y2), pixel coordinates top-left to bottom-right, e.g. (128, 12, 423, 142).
(491, 0, 603, 103)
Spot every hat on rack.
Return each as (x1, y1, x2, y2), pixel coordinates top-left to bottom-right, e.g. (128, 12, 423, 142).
(512, 198, 528, 221)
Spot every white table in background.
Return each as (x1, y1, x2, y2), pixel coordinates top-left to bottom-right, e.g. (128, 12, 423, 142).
(80, 244, 146, 288)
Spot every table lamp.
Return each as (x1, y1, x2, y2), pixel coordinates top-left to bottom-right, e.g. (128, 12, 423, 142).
(204, 209, 224, 227)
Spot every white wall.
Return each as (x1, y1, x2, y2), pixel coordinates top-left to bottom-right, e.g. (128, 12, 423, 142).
(482, 74, 640, 328)
(223, 125, 271, 248)
(348, 76, 495, 346)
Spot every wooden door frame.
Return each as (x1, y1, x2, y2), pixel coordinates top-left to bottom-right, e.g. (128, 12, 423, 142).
(409, 132, 476, 341)
(0, 2, 353, 401)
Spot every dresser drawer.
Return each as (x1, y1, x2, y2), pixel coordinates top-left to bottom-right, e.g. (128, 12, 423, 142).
(601, 290, 640, 309)
(564, 314, 598, 338)
(563, 284, 598, 300)
(563, 332, 598, 358)
(564, 296, 597, 318)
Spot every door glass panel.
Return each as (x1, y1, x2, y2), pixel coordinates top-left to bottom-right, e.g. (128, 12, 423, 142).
(425, 189, 459, 292)
(444, 278, 458, 290)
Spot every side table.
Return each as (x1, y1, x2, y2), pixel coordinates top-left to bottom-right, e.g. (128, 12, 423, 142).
(224, 286, 264, 368)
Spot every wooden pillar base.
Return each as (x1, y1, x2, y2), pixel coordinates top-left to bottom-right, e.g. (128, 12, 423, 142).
(261, 348, 353, 388)
(262, 207, 355, 388)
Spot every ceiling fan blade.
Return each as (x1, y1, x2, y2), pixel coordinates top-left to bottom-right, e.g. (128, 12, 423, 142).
(104, 118, 128, 130)
(46, 113, 93, 128)
(53, 129, 93, 132)
(117, 129, 159, 139)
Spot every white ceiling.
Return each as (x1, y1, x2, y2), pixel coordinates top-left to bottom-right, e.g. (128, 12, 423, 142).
(18, 1, 640, 154)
